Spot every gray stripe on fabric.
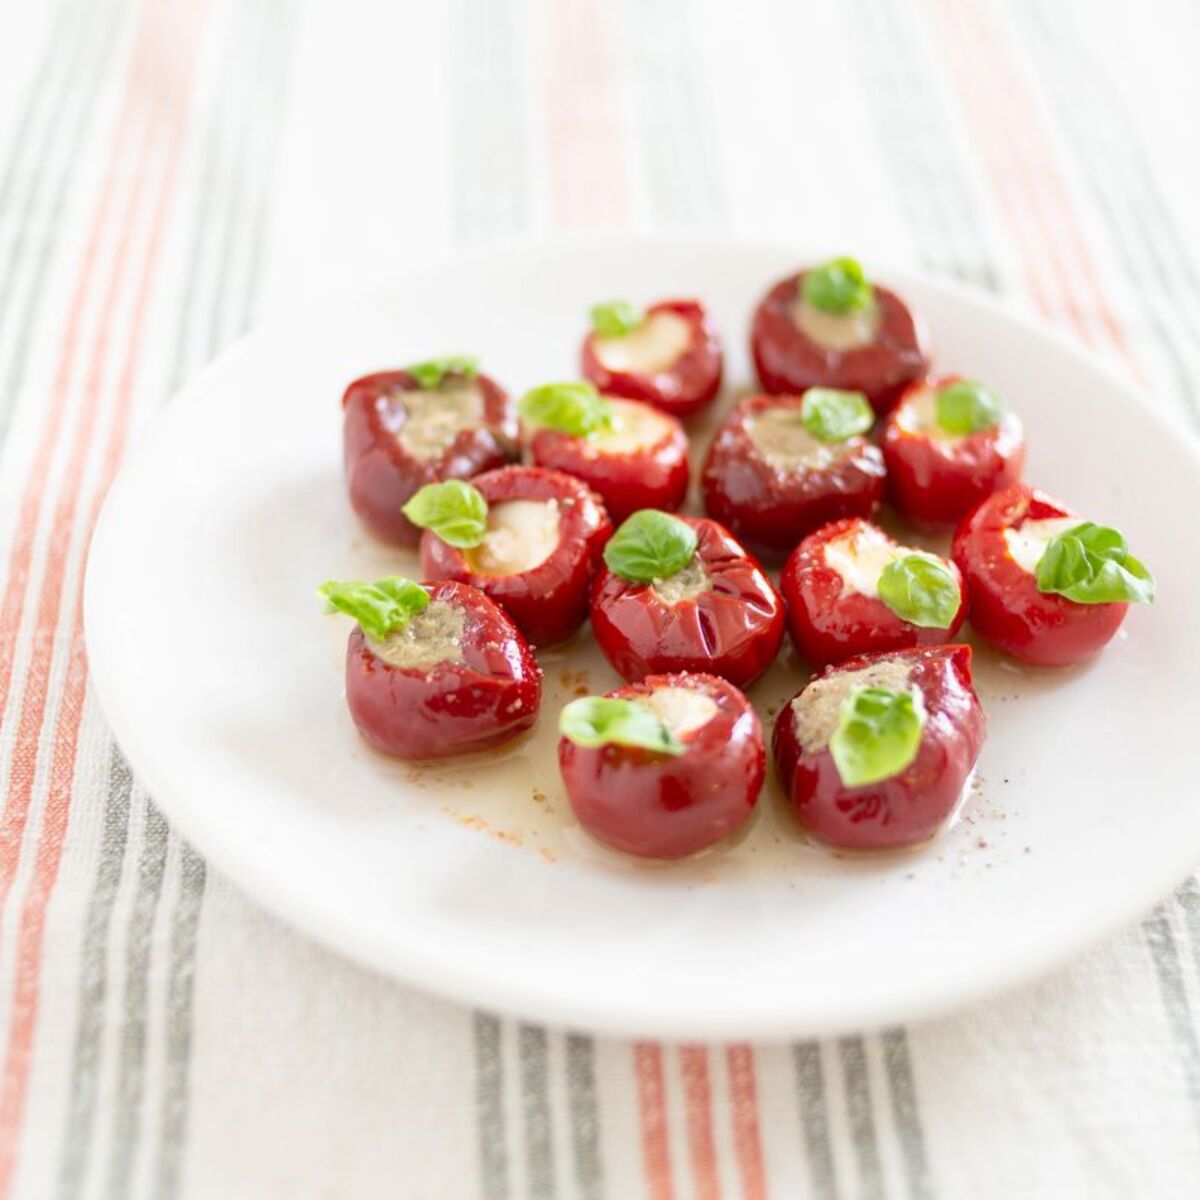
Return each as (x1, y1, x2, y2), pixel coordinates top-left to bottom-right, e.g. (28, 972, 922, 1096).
(475, 1013, 510, 1200)
(839, 1037, 884, 1200)
(57, 746, 134, 1200)
(793, 1041, 838, 1200)
(1177, 877, 1200, 977)
(518, 1025, 556, 1200)
(881, 1028, 933, 1200)
(565, 1034, 603, 1200)
(1143, 908, 1200, 1120)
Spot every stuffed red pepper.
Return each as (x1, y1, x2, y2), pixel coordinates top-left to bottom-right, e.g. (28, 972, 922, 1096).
(773, 644, 985, 850)
(581, 298, 722, 420)
(883, 375, 1025, 526)
(320, 576, 541, 759)
(751, 257, 930, 416)
(590, 510, 784, 688)
(782, 517, 966, 666)
(522, 381, 689, 522)
(701, 387, 886, 558)
(558, 672, 764, 859)
(952, 484, 1154, 667)
(342, 356, 518, 546)
(404, 467, 611, 647)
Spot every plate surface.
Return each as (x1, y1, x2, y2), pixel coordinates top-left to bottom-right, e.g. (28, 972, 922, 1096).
(85, 237, 1200, 1039)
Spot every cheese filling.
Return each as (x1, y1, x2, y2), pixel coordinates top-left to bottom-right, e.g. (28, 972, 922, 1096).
(590, 397, 672, 455)
(791, 298, 880, 351)
(651, 559, 711, 605)
(467, 499, 562, 576)
(639, 686, 719, 739)
(366, 600, 465, 672)
(592, 311, 692, 375)
(893, 386, 961, 444)
(790, 658, 915, 753)
(1003, 516, 1082, 576)
(746, 404, 841, 471)
(394, 381, 484, 461)
(823, 524, 906, 598)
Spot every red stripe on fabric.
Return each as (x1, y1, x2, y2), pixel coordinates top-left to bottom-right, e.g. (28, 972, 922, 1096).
(0, 0, 210, 1189)
(680, 1046, 720, 1200)
(726, 1045, 767, 1200)
(634, 1042, 675, 1200)
(545, 0, 629, 227)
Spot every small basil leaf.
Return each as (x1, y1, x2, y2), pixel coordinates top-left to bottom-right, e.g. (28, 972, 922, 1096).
(829, 685, 926, 788)
(404, 356, 479, 390)
(801, 257, 874, 315)
(401, 480, 488, 548)
(877, 553, 961, 629)
(603, 510, 698, 583)
(559, 696, 685, 756)
(590, 300, 643, 338)
(318, 576, 430, 641)
(520, 381, 613, 437)
(935, 379, 1005, 435)
(1034, 521, 1155, 605)
(800, 388, 874, 442)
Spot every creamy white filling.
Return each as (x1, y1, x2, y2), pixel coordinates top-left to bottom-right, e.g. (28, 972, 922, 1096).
(593, 311, 692, 375)
(790, 658, 915, 753)
(366, 600, 465, 672)
(590, 397, 673, 454)
(745, 403, 841, 471)
(651, 559, 711, 605)
(639, 686, 718, 739)
(468, 499, 561, 576)
(394, 381, 484, 461)
(893, 386, 961, 444)
(791, 298, 880, 351)
(1003, 516, 1082, 576)
(823, 524, 906, 598)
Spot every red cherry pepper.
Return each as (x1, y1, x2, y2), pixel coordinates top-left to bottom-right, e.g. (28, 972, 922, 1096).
(952, 484, 1128, 667)
(883, 375, 1026, 527)
(559, 672, 764, 859)
(344, 581, 541, 759)
(528, 397, 689, 523)
(751, 271, 930, 416)
(581, 299, 723, 420)
(590, 516, 785, 687)
(701, 392, 886, 559)
(781, 518, 967, 667)
(420, 466, 611, 647)
(342, 369, 518, 546)
(773, 645, 985, 850)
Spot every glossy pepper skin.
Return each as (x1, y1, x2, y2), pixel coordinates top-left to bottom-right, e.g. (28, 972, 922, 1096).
(781, 517, 967, 667)
(529, 397, 690, 523)
(883, 375, 1026, 527)
(559, 672, 764, 859)
(420, 466, 612, 647)
(590, 516, 785, 687)
(581, 299, 723, 420)
(344, 581, 541, 759)
(750, 271, 930, 416)
(701, 392, 886, 559)
(773, 645, 985, 850)
(342, 369, 518, 546)
(952, 484, 1127, 667)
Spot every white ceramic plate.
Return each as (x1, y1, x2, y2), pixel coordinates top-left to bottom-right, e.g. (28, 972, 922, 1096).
(85, 237, 1200, 1039)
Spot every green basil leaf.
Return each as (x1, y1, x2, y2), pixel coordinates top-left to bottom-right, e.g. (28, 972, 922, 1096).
(404, 356, 479, 390)
(829, 685, 926, 788)
(877, 553, 962, 629)
(520, 381, 613, 437)
(801, 257, 874, 315)
(935, 379, 1005, 435)
(318, 576, 430, 640)
(401, 480, 488, 548)
(1034, 521, 1155, 605)
(559, 696, 684, 756)
(603, 510, 698, 583)
(590, 300, 643, 338)
(800, 388, 874, 442)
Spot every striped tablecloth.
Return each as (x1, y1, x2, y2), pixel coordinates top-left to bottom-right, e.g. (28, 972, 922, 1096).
(1, 0, 1198, 1196)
